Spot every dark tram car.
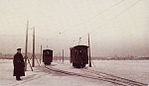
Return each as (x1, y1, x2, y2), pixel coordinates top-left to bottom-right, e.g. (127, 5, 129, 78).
(70, 45, 88, 68)
(43, 49, 53, 65)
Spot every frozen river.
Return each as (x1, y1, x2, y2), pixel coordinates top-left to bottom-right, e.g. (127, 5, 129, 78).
(0, 59, 149, 86)
(61, 60, 149, 84)
(91, 60, 149, 84)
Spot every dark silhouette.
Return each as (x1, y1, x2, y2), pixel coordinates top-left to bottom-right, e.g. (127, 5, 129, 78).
(70, 45, 88, 68)
(13, 48, 25, 81)
(43, 49, 53, 65)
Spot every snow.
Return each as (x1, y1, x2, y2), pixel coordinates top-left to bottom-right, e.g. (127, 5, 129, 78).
(0, 59, 149, 86)
(47, 60, 149, 85)
(0, 59, 112, 86)
(90, 60, 149, 84)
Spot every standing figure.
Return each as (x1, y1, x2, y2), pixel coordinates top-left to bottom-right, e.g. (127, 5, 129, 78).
(13, 48, 25, 80)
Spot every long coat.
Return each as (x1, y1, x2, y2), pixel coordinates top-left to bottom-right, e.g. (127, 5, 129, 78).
(13, 53, 25, 76)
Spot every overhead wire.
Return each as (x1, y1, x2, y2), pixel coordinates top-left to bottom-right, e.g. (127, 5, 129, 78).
(54, 0, 128, 45)
(80, 0, 141, 39)
(38, 0, 140, 48)
(56, 0, 126, 34)
(37, 0, 127, 47)
(70, 0, 140, 46)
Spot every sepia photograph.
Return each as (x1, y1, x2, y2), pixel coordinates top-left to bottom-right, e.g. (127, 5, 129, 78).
(0, 0, 149, 86)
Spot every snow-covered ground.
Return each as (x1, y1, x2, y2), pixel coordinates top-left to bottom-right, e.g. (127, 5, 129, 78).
(51, 60, 149, 85)
(0, 59, 149, 86)
(91, 60, 149, 84)
(0, 59, 112, 86)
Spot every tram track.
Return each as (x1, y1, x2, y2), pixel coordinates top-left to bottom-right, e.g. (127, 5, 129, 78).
(82, 69, 148, 86)
(45, 66, 147, 86)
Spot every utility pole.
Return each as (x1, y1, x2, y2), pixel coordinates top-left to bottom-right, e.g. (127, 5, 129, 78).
(24, 20, 29, 71)
(24, 20, 33, 71)
(32, 27, 35, 67)
(62, 49, 64, 63)
(88, 33, 92, 67)
(46, 39, 48, 48)
(40, 45, 42, 64)
(78, 37, 82, 45)
(59, 52, 61, 62)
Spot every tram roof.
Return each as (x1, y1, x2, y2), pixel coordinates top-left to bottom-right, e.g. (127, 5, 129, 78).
(43, 49, 53, 51)
(72, 45, 88, 49)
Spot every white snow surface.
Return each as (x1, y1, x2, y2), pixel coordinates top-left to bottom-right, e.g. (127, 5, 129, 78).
(91, 60, 149, 84)
(0, 59, 149, 86)
(0, 59, 111, 86)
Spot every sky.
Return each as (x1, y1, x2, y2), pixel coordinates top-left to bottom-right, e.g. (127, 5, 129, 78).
(0, 0, 149, 57)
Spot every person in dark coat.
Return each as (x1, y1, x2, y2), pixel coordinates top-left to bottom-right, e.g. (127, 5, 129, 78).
(13, 48, 25, 80)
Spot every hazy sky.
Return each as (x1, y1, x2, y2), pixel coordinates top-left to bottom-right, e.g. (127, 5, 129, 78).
(0, 0, 149, 57)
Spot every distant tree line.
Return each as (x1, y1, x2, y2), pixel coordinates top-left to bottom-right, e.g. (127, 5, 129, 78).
(90, 56, 149, 60)
(53, 56, 149, 60)
(0, 53, 149, 60)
